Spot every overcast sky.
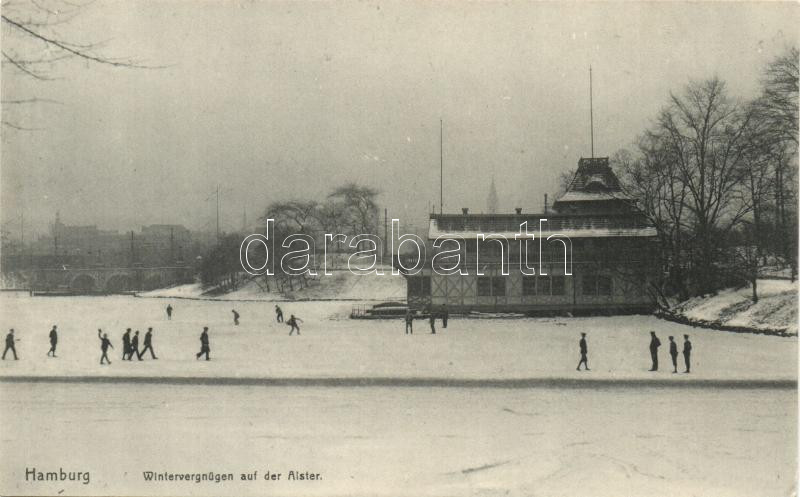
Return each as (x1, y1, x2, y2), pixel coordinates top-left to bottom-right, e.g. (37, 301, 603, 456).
(2, 1, 798, 238)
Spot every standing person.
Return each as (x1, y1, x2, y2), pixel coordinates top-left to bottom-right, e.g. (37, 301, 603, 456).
(196, 327, 210, 360)
(287, 315, 303, 336)
(404, 309, 414, 334)
(648, 331, 661, 371)
(98, 329, 113, 365)
(166, 304, 173, 320)
(130, 330, 142, 361)
(140, 327, 157, 360)
(2, 329, 18, 360)
(577, 332, 589, 371)
(122, 328, 132, 360)
(275, 305, 283, 323)
(232, 309, 240, 326)
(47, 325, 58, 357)
(683, 334, 692, 373)
(669, 336, 679, 373)
(442, 305, 449, 329)
(428, 309, 436, 334)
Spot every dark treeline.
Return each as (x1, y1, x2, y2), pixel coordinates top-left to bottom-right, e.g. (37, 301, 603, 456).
(200, 183, 380, 292)
(613, 46, 798, 303)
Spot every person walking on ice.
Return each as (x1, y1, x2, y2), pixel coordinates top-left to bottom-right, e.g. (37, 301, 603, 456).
(131, 330, 142, 361)
(122, 328, 132, 360)
(196, 327, 210, 360)
(3, 329, 18, 360)
(404, 309, 413, 334)
(275, 305, 283, 323)
(98, 329, 113, 365)
(140, 327, 157, 360)
(648, 331, 661, 371)
(669, 336, 679, 373)
(683, 334, 692, 373)
(577, 332, 589, 371)
(47, 325, 58, 358)
(166, 304, 173, 320)
(287, 315, 303, 335)
(428, 310, 436, 334)
(232, 309, 240, 326)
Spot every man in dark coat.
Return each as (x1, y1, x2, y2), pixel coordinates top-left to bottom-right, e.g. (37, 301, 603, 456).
(429, 311, 436, 334)
(287, 315, 303, 336)
(196, 327, 210, 360)
(3, 329, 18, 360)
(166, 304, 173, 320)
(442, 306, 449, 329)
(131, 330, 142, 361)
(404, 309, 413, 334)
(683, 334, 692, 373)
(122, 328, 132, 360)
(232, 309, 240, 326)
(98, 329, 113, 365)
(47, 325, 58, 357)
(648, 331, 661, 371)
(140, 327, 157, 359)
(275, 305, 283, 323)
(576, 332, 589, 371)
(669, 336, 678, 373)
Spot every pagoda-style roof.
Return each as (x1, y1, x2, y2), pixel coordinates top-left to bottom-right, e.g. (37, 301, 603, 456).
(555, 157, 630, 204)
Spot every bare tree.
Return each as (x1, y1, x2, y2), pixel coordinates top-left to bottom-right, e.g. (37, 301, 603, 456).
(328, 183, 380, 235)
(2, 0, 162, 129)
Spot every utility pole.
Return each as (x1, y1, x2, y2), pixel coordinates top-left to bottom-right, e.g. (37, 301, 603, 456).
(130, 231, 135, 265)
(216, 184, 220, 242)
(440, 118, 444, 215)
(384, 208, 388, 257)
(589, 65, 594, 158)
(170, 227, 175, 265)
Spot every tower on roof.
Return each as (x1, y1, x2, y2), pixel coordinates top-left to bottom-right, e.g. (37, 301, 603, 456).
(553, 157, 632, 214)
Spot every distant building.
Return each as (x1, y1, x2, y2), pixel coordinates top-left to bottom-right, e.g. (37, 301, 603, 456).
(406, 157, 659, 314)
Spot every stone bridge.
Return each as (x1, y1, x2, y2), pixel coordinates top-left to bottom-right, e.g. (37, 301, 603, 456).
(30, 266, 193, 294)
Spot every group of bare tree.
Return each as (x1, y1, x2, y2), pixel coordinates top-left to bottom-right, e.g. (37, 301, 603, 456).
(616, 46, 798, 301)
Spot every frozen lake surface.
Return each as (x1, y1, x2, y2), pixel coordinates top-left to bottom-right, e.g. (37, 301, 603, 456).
(0, 382, 795, 497)
(0, 294, 796, 496)
(0, 294, 796, 381)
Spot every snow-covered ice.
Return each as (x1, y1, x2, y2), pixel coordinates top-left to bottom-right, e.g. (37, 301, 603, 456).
(0, 383, 795, 497)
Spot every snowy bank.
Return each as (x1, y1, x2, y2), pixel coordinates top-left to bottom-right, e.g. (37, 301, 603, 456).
(669, 279, 798, 335)
(140, 267, 407, 302)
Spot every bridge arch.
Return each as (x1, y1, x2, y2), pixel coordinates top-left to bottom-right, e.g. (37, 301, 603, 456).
(70, 274, 97, 293)
(105, 274, 134, 293)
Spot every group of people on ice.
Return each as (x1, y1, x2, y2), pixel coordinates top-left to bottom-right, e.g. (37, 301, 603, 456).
(575, 331, 692, 373)
(0, 303, 306, 365)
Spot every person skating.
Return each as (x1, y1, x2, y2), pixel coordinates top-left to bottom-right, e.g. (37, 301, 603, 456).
(196, 327, 210, 360)
(669, 336, 679, 373)
(287, 315, 302, 336)
(428, 310, 436, 334)
(122, 328, 132, 360)
(648, 331, 661, 371)
(131, 330, 142, 361)
(577, 332, 589, 371)
(140, 327, 157, 359)
(3, 329, 18, 360)
(275, 305, 283, 323)
(442, 306, 449, 329)
(166, 304, 173, 320)
(232, 309, 240, 326)
(47, 325, 58, 357)
(98, 329, 113, 365)
(683, 334, 692, 373)
(405, 309, 413, 334)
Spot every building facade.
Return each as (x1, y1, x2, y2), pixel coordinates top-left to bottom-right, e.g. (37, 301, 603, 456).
(406, 157, 659, 314)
